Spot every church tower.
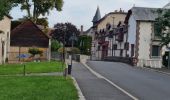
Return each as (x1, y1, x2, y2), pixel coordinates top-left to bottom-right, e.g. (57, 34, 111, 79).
(92, 6, 101, 25)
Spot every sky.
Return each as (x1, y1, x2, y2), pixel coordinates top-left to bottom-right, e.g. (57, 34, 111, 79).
(10, 0, 170, 30)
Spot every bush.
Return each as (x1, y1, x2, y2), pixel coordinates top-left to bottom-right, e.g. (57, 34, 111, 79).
(51, 40, 61, 51)
(28, 48, 43, 57)
(69, 47, 80, 54)
(58, 47, 65, 54)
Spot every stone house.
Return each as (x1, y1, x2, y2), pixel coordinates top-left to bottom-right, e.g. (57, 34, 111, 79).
(0, 16, 12, 64)
(10, 20, 51, 63)
(124, 7, 163, 68)
(91, 7, 127, 60)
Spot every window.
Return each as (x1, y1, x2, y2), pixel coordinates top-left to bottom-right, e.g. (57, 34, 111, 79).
(113, 44, 117, 50)
(98, 46, 100, 51)
(120, 49, 123, 57)
(124, 42, 129, 50)
(131, 44, 134, 57)
(154, 23, 161, 37)
(152, 45, 160, 57)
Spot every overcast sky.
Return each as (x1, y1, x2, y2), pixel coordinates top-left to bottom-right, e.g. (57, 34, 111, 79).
(10, 0, 170, 30)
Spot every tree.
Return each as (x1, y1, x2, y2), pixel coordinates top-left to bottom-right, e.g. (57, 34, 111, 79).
(0, 0, 13, 20)
(51, 23, 80, 47)
(36, 18, 49, 28)
(12, 17, 49, 33)
(13, 0, 64, 22)
(51, 39, 61, 51)
(78, 35, 92, 55)
(155, 9, 170, 47)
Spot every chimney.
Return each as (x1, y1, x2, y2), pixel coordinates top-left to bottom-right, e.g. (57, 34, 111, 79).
(81, 25, 83, 34)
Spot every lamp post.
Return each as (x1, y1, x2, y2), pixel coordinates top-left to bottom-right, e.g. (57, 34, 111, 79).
(63, 25, 67, 75)
(112, 17, 115, 57)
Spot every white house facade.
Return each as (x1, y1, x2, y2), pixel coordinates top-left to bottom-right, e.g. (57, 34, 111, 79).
(125, 7, 162, 68)
(91, 7, 127, 60)
(0, 16, 12, 64)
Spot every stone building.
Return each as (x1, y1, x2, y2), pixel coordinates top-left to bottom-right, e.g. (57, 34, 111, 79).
(91, 7, 127, 60)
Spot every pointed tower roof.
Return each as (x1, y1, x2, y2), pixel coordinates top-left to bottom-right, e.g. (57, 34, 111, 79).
(92, 6, 101, 23)
(163, 2, 170, 8)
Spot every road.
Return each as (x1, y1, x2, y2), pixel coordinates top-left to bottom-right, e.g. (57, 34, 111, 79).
(87, 61, 170, 100)
(72, 62, 132, 100)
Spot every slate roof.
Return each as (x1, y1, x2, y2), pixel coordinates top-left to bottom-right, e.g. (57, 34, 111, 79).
(125, 7, 162, 24)
(131, 7, 159, 21)
(92, 7, 101, 23)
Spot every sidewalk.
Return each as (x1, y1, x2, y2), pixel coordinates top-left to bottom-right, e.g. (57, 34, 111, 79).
(71, 62, 132, 100)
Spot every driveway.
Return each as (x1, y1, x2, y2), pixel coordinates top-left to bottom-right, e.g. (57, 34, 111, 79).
(87, 61, 170, 100)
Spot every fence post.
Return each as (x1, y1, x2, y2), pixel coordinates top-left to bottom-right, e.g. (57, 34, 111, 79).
(23, 64, 26, 76)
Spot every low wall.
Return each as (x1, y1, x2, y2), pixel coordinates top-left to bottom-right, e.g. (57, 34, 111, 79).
(138, 59, 162, 68)
(104, 56, 135, 66)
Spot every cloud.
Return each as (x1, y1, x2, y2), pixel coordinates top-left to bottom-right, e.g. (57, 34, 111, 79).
(10, 0, 169, 30)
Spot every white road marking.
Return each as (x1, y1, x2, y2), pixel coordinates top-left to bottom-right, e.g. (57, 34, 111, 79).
(72, 77, 86, 100)
(81, 60, 138, 100)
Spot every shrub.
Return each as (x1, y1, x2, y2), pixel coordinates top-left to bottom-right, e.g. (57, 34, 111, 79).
(28, 48, 43, 57)
(69, 47, 80, 54)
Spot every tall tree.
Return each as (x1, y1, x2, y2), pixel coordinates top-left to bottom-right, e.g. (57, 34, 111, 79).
(0, 0, 13, 20)
(51, 23, 80, 47)
(155, 9, 170, 47)
(14, 0, 64, 22)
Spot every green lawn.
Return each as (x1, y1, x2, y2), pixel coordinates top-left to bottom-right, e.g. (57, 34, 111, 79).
(0, 61, 65, 75)
(0, 76, 78, 100)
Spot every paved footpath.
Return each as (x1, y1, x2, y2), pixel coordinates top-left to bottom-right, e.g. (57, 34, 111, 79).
(71, 62, 132, 100)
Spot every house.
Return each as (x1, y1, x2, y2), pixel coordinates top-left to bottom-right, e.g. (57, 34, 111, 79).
(109, 21, 128, 57)
(9, 20, 51, 63)
(0, 16, 12, 64)
(91, 7, 127, 60)
(124, 7, 163, 68)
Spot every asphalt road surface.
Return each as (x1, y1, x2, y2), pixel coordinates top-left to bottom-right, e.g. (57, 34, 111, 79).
(87, 61, 170, 100)
(72, 62, 132, 100)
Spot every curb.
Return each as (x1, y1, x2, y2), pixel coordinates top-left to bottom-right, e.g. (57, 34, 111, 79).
(81, 59, 138, 100)
(71, 77, 86, 100)
(140, 67, 170, 76)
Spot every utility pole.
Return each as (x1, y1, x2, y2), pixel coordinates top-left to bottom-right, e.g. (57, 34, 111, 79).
(112, 17, 115, 57)
(71, 33, 75, 68)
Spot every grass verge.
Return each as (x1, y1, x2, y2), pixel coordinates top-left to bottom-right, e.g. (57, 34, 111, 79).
(0, 76, 78, 100)
(0, 61, 65, 75)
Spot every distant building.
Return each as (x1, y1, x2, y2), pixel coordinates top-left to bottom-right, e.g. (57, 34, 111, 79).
(91, 7, 127, 60)
(0, 16, 12, 64)
(10, 20, 51, 63)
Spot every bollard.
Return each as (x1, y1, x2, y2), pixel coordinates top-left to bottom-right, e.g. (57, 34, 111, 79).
(68, 65, 72, 75)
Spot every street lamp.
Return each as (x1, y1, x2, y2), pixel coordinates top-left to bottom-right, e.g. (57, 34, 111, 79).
(62, 25, 67, 72)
